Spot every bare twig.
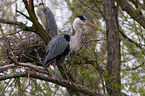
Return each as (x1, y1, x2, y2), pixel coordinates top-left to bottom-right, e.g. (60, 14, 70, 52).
(78, 0, 98, 13)
(34, 49, 42, 62)
(10, 49, 17, 62)
(21, 54, 50, 75)
(16, 10, 32, 22)
(0, 79, 12, 96)
(116, 0, 145, 29)
(105, 85, 128, 96)
(126, 62, 144, 71)
(0, 18, 34, 32)
(119, 30, 142, 49)
(6, 48, 19, 65)
(0, 63, 53, 75)
(5, 48, 51, 75)
(0, 64, 17, 72)
(93, 0, 106, 19)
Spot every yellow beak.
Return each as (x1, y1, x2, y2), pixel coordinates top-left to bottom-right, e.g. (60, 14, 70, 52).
(85, 21, 97, 27)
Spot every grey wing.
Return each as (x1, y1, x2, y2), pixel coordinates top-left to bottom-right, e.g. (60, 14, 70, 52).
(37, 6, 57, 35)
(45, 34, 69, 61)
(45, 7, 57, 34)
(36, 6, 46, 26)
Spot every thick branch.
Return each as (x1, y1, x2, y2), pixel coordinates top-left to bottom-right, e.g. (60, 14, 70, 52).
(0, 18, 34, 31)
(116, 0, 145, 29)
(56, 61, 81, 96)
(0, 64, 17, 72)
(0, 71, 104, 96)
(0, 62, 52, 75)
(129, 0, 145, 10)
(22, 0, 50, 43)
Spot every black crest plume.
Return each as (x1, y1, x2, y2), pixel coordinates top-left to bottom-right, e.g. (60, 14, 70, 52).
(77, 15, 86, 21)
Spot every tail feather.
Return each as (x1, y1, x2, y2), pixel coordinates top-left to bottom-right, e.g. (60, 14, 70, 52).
(43, 55, 50, 66)
(43, 55, 54, 66)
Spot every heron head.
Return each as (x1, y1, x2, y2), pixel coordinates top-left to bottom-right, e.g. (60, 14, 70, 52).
(76, 15, 97, 27)
(75, 15, 86, 24)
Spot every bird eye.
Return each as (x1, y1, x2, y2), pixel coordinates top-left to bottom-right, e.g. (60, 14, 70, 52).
(83, 20, 86, 22)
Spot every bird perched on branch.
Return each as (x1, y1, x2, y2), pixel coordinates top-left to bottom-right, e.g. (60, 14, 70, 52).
(43, 15, 97, 79)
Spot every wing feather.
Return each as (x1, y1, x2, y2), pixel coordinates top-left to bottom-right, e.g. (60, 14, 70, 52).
(43, 33, 70, 65)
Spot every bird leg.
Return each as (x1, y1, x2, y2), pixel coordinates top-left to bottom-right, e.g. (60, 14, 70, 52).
(45, 59, 54, 67)
(45, 59, 59, 76)
(62, 60, 70, 81)
(53, 59, 63, 80)
(54, 58, 57, 75)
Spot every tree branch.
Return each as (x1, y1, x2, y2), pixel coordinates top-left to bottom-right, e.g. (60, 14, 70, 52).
(129, 0, 145, 10)
(16, 10, 32, 22)
(0, 79, 12, 95)
(126, 62, 144, 71)
(56, 61, 81, 96)
(119, 30, 142, 49)
(115, 0, 145, 29)
(78, 0, 98, 13)
(0, 64, 17, 72)
(93, 0, 106, 20)
(21, 54, 50, 75)
(0, 71, 104, 96)
(22, 0, 50, 43)
(0, 18, 34, 32)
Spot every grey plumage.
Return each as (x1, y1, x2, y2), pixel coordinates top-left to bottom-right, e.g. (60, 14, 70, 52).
(35, 4, 97, 80)
(45, 7, 57, 33)
(42, 14, 97, 70)
(36, 4, 57, 35)
(43, 33, 70, 65)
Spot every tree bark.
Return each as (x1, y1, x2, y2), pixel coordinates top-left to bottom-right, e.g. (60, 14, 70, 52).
(102, 0, 121, 95)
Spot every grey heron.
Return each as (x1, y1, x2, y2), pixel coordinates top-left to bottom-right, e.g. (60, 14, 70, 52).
(34, 3, 57, 36)
(43, 15, 97, 79)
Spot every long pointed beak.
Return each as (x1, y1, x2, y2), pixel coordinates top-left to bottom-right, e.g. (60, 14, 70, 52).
(85, 21, 97, 27)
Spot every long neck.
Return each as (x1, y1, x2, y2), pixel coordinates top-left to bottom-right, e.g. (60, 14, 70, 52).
(70, 19, 83, 52)
(72, 20, 83, 40)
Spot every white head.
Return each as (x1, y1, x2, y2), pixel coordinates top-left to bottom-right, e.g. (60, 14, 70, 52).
(71, 15, 97, 52)
(74, 15, 86, 25)
(73, 15, 97, 27)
